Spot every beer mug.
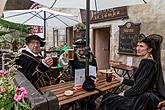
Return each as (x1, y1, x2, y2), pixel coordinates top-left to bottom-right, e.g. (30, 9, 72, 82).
(68, 49, 74, 60)
(51, 55, 58, 67)
(106, 69, 112, 82)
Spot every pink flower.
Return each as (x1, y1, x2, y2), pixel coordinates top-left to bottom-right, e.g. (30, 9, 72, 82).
(0, 87, 6, 93)
(14, 87, 28, 101)
(15, 87, 20, 92)
(0, 70, 4, 76)
(20, 87, 28, 98)
(14, 94, 22, 102)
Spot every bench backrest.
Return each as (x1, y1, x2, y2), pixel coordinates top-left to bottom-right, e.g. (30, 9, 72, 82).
(15, 71, 59, 110)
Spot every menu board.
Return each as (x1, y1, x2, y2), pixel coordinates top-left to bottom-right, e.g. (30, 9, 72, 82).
(118, 22, 141, 55)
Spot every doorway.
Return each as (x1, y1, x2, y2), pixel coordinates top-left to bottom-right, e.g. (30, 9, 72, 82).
(93, 27, 110, 69)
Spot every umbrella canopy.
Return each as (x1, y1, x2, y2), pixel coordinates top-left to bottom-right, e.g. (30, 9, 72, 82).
(2, 7, 80, 39)
(30, 0, 151, 10)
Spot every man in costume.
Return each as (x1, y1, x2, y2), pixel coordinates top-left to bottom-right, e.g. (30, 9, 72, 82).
(59, 38, 97, 80)
(71, 38, 97, 77)
(15, 35, 56, 89)
(59, 38, 98, 110)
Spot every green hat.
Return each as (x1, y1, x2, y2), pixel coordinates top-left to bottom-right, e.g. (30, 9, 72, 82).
(60, 45, 71, 53)
(73, 38, 86, 47)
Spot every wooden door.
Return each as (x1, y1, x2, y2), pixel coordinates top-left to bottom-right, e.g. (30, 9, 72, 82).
(94, 27, 110, 69)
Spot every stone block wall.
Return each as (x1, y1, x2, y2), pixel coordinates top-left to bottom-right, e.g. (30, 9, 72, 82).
(104, 0, 165, 78)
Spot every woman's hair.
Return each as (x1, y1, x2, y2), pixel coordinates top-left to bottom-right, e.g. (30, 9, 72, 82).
(138, 34, 156, 59)
(139, 34, 165, 97)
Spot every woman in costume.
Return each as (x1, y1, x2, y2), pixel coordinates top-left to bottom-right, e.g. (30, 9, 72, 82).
(100, 34, 165, 110)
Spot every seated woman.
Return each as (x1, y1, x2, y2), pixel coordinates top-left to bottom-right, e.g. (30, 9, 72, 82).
(100, 34, 165, 110)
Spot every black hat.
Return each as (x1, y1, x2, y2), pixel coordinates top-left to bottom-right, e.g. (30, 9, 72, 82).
(26, 35, 45, 47)
(73, 38, 86, 47)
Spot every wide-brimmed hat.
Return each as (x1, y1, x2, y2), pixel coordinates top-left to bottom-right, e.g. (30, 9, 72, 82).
(25, 34, 45, 47)
(73, 38, 86, 47)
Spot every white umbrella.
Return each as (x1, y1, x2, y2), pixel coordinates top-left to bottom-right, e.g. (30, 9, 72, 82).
(2, 7, 80, 39)
(30, 0, 150, 10)
(30, 0, 151, 76)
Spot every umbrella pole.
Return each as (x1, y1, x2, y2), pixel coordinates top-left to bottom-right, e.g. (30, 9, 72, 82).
(44, 11, 46, 40)
(85, 0, 90, 77)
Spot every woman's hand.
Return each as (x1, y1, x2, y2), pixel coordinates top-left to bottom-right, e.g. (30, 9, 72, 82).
(112, 72, 124, 83)
(43, 56, 53, 67)
(118, 91, 125, 96)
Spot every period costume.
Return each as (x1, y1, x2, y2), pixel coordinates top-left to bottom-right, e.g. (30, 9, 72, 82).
(16, 48, 56, 88)
(100, 59, 164, 110)
(69, 51, 97, 78)
(59, 38, 97, 80)
(15, 35, 56, 89)
(70, 37, 97, 78)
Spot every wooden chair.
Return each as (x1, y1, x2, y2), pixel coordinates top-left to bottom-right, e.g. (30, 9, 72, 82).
(157, 100, 165, 110)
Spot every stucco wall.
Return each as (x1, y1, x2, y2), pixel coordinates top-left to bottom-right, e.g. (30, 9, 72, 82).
(128, 0, 165, 73)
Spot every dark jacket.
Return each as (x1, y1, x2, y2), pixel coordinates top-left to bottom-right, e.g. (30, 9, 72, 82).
(69, 51, 97, 78)
(15, 50, 55, 88)
(101, 59, 164, 110)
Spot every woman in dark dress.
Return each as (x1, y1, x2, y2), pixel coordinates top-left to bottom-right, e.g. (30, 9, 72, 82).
(100, 34, 165, 110)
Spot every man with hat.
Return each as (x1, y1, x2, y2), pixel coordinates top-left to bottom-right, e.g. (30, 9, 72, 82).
(15, 34, 56, 89)
(59, 38, 98, 110)
(71, 38, 97, 77)
(59, 37, 97, 80)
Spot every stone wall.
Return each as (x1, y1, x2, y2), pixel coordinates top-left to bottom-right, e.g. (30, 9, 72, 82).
(109, 0, 165, 76)
(129, 0, 165, 74)
(90, 0, 165, 77)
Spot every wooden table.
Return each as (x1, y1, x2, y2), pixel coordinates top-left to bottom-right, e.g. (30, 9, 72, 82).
(111, 63, 136, 79)
(39, 75, 121, 107)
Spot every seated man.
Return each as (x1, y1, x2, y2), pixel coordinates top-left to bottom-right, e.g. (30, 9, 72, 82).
(59, 38, 98, 110)
(15, 35, 57, 89)
(59, 38, 97, 80)
(70, 38, 97, 78)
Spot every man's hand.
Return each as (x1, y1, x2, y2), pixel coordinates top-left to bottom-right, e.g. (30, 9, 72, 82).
(43, 56, 53, 67)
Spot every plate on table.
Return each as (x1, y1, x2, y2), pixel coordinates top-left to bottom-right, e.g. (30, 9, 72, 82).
(64, 90, 74, 96)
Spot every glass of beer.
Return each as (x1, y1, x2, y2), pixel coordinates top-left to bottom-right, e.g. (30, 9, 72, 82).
(106, 69, 112, 82)
(51, 54, 58, 68)
(68, 49, 74, 60)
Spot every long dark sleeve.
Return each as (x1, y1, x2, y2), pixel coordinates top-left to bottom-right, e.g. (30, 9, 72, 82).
(124, 59, 156, 97)
(122, 78, 134, 86)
